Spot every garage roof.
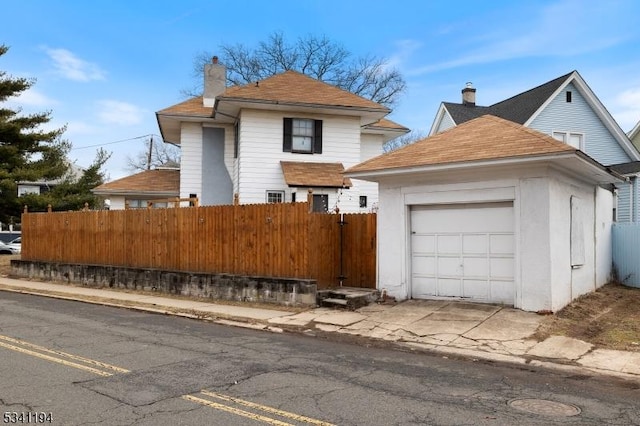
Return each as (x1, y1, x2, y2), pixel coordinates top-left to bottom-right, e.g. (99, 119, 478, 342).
(348, 115, 577, 173)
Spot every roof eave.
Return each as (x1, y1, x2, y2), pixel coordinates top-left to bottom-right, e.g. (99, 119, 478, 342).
(347, 151, 623, 184)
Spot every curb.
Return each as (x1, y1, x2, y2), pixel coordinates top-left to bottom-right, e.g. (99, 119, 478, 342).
(2, 285, 639, 384)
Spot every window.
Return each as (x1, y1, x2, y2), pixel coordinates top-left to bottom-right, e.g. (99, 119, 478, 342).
(291, 192, 296, 202)
(283, 118, 323, 154)
(359, 196, 367, 208)
(292, 119, 313, 152)
(266, 190, 284, 203)
(312, 194, 329, 212)
(552, 131, 584, 150)
(126, 199, 147, 209)
(566, 91, 572, 103)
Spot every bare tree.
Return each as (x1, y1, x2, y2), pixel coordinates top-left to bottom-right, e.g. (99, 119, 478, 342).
(126, 136, 181, 173)
(184, 32, 406, 108)
(383, 129, 427, 152)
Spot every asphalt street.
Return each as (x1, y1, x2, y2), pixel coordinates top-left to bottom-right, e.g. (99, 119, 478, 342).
(0, 291, 638, 425)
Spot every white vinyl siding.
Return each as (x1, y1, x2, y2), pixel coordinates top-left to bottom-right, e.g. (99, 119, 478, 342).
(529, 82, 632, 165)
(179, 122, 203, 200)
(358, 134, 383, 211)
(236, 109, 373, 212)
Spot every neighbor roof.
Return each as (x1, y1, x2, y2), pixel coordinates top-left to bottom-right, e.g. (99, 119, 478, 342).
(347, 115, 576, 174)
(443, 72, 574, 125)
(92, 169, 180, 195)
(218, 70, 389, 112)
(280, 161, 352, 188)
(609, 161, 640, 175)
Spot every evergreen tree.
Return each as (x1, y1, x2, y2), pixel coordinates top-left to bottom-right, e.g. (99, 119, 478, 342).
(0, 45, 111, 221)
(0, 44, 70, 223)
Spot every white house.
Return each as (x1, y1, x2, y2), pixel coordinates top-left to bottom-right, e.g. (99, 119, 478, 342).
(429, 71, 640, 222)
(156, 58, 408, 213)
(92, 168, 180, 210)
(347, 115, 623, 313)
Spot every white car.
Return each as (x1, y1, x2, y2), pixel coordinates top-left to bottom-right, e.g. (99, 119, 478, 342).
(0, 240, 19, 255)
(7, 237, 21, 253)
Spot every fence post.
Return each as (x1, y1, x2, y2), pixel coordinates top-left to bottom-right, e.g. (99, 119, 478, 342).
(23, 205, 28, 214)
(83, 202, 89, 212)
(233, 193, 239, 206)
(307, 189, 313, 213)
(47, 204, 52, 213)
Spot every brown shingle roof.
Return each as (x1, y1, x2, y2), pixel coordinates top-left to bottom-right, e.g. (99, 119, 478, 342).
(280, 161, 352, 188)
(348, 115, 576, 174)
(365, 118, 409, 131)
(156, 97, 212, 117)
(93, 169, 180, 194)
(220, 71, 389, 112)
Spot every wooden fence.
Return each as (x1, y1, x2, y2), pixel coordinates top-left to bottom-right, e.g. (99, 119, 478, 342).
(20, 202, 376, 289)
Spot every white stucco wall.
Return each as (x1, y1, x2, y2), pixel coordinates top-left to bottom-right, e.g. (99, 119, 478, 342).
(374, 164, 612, 312)
(595, 185, 614, 286)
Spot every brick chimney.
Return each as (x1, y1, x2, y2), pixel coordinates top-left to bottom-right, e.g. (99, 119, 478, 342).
(203, 56, 226, 107)
(462, 82, 476, 106)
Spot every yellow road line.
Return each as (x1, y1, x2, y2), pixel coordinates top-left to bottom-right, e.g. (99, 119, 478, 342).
(200, 390, 336, 426)
(182, 395, 293, 426)
(0, 341, 113, 377)
(0, 334, 130, 373)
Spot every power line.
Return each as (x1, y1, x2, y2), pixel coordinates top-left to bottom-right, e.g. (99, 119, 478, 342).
(70, 134, 162, 151)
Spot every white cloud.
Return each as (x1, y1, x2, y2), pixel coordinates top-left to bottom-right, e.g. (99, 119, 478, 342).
(387, 39, 423, 69)
(96, 100, 145, 125)
(13, 88, 57, 107)
(612, 87, 640, 131)
(410, 0, 636, 75)
(44, 47, 106, 82)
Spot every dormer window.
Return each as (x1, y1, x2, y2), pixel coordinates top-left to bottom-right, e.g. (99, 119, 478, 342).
(283, 118, 323, 154)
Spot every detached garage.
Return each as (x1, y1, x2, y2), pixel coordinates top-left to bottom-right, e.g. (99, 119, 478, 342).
(347, 115, 622, 312)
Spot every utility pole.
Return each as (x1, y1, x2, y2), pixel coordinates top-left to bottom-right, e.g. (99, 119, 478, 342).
(146, 135, 153, 170)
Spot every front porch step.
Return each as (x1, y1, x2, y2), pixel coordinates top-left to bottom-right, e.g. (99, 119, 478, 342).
(317, 287, 379, 310)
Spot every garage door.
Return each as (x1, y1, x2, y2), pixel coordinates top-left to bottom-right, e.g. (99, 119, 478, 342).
(410, 202, 514, 304)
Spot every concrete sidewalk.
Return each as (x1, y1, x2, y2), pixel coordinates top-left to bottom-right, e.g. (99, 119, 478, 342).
(1, 276, 638, 382)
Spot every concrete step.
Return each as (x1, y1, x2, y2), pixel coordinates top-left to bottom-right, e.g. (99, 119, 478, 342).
(317, 287, 379, 310)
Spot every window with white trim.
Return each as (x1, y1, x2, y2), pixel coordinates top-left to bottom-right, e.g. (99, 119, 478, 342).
(266, 190, 284, 203)
(292, 119, 313, 152)
(283, 118, 323, 154)
(552, 131, 584, 150)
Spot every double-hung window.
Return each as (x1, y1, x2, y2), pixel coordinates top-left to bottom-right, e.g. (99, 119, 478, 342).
(283, 118, 323, 154)
(292, 119, 313, 153)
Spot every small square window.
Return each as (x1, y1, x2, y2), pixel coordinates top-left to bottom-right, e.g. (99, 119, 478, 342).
(266, 191, 284, 203)
(359, 196, 367, 208)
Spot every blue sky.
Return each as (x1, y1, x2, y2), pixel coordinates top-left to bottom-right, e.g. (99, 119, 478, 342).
(3, 0, 640, 180)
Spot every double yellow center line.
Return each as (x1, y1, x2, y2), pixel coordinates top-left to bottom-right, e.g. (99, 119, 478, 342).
(183, 390, 335, 426)
(0, 334, 129, 376)
(0, 334, 334, 425)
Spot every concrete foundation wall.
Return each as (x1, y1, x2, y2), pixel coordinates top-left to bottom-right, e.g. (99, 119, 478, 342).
(11, 260, 317, 307)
